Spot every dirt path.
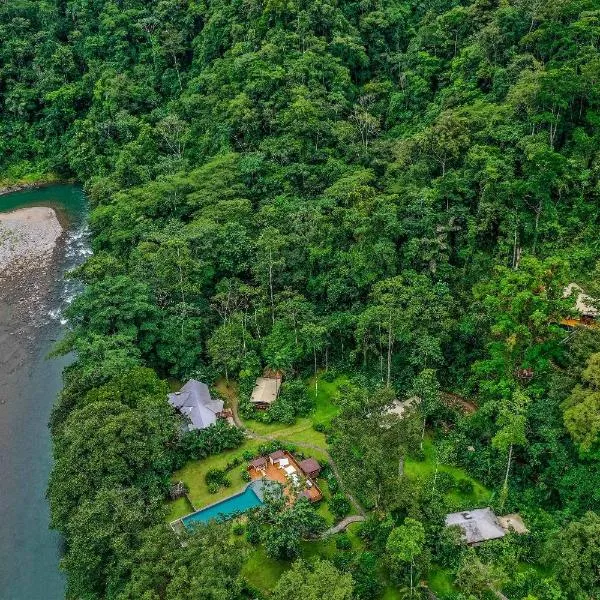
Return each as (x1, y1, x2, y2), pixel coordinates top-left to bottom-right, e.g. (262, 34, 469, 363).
(441, 391, 478, 414)
(223, 383, 366, 517)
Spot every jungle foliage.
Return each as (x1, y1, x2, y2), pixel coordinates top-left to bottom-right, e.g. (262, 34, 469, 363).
(1, 0, 600, 598)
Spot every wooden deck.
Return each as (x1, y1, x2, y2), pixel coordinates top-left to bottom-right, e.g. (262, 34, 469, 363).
(249, 452, 322, 503)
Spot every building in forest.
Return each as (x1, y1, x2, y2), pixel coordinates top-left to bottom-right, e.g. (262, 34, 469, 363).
(561, 283, 599, 327)
(445, 508, 528, 546)
(167, 379, 224, 431)
(250, 372, 282, 409)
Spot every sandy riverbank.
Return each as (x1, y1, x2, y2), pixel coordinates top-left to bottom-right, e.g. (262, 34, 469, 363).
(0, 207, 63, 274)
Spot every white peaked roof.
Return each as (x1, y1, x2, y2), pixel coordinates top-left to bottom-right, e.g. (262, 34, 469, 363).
(445, 508, 506, 545)
(250, 377, 281, 405)
(167, 379, 224, 430)
(564, 283, 599, 317)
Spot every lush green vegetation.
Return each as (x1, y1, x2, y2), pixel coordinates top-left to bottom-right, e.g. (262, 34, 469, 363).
(2, 0, 600, 598)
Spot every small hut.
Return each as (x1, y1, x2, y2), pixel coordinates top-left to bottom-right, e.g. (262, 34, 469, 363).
(298, 458, 322, 479)
(250, 456, 267, 470)
(269, 450, 286, 465)
(250, 372, 282, 409)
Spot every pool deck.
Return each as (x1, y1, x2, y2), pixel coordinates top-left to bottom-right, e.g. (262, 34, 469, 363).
(249, 452, 322, 503)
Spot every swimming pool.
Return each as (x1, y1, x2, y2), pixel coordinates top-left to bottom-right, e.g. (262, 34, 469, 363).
(181, 481, 264, 529)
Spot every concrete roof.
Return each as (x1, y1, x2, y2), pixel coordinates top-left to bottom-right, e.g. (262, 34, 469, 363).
(445, 508, 506, 545)
(168, 379, 224, 430)
(250, 377, 281, 405)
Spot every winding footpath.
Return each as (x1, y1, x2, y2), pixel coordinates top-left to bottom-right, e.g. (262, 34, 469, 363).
(229, 394, 366, 517)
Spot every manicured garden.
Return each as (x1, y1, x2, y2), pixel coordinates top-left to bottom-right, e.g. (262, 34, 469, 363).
(168, 439, 262, 518)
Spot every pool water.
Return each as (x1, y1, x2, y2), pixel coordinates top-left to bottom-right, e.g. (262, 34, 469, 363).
(182, 484, 264, 529)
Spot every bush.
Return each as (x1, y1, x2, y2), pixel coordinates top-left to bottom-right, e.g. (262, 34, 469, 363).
(222, 477, 232, 488)
(435, 471, 457, 493)
(179, 421, 245, 462)
(335, 534, 352, 550)
(457, 479, 474, 495)
(225, 456, 243, 470)
(205, 468, 226, 486)
(242, 450, 255, 461)
(207, 483, 219, 494)
(246, 520, 260, 544)
(322, 370, 337, 383)
(231, 522, 245, 536)
(313, 421, 327, 433)
(268, 398, 296, 424)
(326, 472, 339, 494)
(330, 493, 352, 520)
(241, 469, 251, 482)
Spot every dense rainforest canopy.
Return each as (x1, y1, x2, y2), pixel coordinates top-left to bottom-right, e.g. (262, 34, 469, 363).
(1, 0, 599, 598)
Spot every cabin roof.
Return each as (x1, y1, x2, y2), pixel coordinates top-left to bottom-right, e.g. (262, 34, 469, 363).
(298, 458, 321, 475)
(167, 380, 223, 430)
(250, 376, 281, 405)
(445, 508, 506, 545)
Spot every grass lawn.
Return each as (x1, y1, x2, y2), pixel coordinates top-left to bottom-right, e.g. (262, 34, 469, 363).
(235, 373, 350, 453)
(314, 477, 335, 526)
(308, 373, 349, 427)
(406, 438, 492, 509)
(165, 496, 194, 522)
(243, 522, 365, 594)
(166, 439, 262, 519)
(427, 566, 457, 597)
(242, 545, 289, 592)
(242, 417, 329, 452)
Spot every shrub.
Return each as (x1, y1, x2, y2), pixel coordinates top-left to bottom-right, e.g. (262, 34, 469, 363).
(241, 469, 251, 482)
(435, 471, 456, 493)
(322, 370, 337, 383)
(246, 520, 260, 544)
(326, 472, 339, 494)
(231, 522, 245, 536)
(335, 534, 352, 550)
(205, 468, 226, 486)
(457, 479, 474, 495)
(222, 477, 232, 488)
(242, 450, 255, 461)
(330, 493, 351, 520)
(207, 483, 219, 494)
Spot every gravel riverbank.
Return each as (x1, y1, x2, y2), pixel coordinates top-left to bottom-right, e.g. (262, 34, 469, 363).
(0, 207, 63, 274)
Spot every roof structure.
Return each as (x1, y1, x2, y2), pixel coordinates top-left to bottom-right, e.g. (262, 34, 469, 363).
(386, 396, 421, 418)
(445, 508, 506, 545)
(298, 458, 321, 476)
(249, 456, 267, 470)
(269, 450, 286, 462)
(564, 283, 599, 318)
(167, 380, 224, 431)
(250, 376, 281, 406)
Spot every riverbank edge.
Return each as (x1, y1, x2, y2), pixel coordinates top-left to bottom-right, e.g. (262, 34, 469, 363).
(0, 175, 73, 197)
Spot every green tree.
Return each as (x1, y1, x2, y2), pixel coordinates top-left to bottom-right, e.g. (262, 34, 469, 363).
(543, 512, 600, 599)
(386, 518, 426, 594)
(272, 559, 353, 600)
(563, 353, 600, 453)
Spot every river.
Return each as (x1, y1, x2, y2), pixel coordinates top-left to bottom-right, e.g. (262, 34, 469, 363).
(0, 185, 88, 600)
